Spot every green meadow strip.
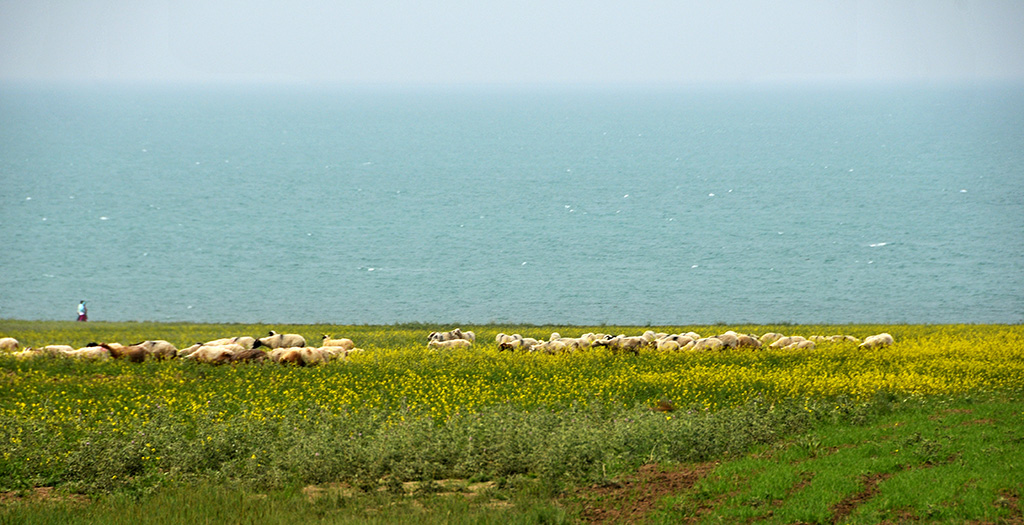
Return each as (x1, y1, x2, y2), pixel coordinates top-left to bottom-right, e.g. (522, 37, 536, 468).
(0, 321, 1022, 522)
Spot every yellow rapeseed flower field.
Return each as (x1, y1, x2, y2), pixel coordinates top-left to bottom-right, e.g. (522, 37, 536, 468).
(1, 323, 1021, 428)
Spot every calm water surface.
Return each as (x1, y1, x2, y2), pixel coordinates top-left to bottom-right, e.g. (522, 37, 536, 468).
(1, 84, 1022, 324)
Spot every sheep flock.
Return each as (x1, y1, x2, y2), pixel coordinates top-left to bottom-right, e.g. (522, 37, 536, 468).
(0, 329, 894, 365)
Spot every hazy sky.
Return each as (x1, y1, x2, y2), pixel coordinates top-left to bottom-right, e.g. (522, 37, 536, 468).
(2, 0, 1023, 86)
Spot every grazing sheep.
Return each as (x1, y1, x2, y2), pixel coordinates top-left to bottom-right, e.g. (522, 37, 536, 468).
(319, 347, 347, 360)
(534, 340, 570, 354)
(659, 334, 696, 347)
(499, 338, 531, 351)
(184, 345, 235, 364)
(0, 337, 19, 352)
(299, 347, 329, 365)
(770, 336, 806, 349)
(177, 343, 203, 358)
(496, 333, 521, 346)
(253, 331, 306, 349)
(321, 335, 355, 351)
(736, 335, 762, 349)
(11, 349, 45, 360)
(715, 333, 739, 349)
(592, 336, 644, 355)
(42, 345, 75, 354)
(427, 339, 472, 350)
(785, 340, 816, 350)
(759, 333, 784, 346)
(68, 345, 112, 361)
(859, 333, 894, 349)
(104, 344, 147, 363)
(230, 348, 268, 363)
(693, 337, 724, 351)
(656, 339, 681, 352)
(135, 340, 178, 360)
(203, 336, 255, 349)
(429, 328, 475, 342)
(267, 348, 299, 365)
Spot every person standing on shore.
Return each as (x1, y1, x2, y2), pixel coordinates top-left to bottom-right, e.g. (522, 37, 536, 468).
(77, 300, 87, 322)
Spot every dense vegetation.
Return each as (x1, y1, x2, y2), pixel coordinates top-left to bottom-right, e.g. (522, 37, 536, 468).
(1, 321, 1022, 523)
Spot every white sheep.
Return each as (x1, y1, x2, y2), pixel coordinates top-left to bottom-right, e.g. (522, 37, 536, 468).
(183, 345, 236, 364)
(42, 345, 75, 354)
(498, 337, 532, 351)
(178, 343, 203, 358)
(496, 333, 521, 346)
(0, 337, 19, 352)
(429, 328, 475, 342)
(535, 340, 570, 354)
(693, 337, 724, 351)
(656, 339, 681, 352)
(770, 336, 806, 349)
(859, 333, 894, 349)
(783, 340, 816, 350)
(319, 346, 347, 360)
(268, 347, 304, 365)
(427, 339, 472, 350)
(136, 340, 178, 360)
(300, 347, 329, 365)
(715, 332, 739, 349)
(254, 331, 306, 349)
(592, 335, 644, 354)
(321, 335, 355, 351)
(68, 345, 112, 361)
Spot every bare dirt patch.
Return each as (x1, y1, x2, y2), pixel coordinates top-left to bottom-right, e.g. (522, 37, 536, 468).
(0, 486, 89, 506)
(829, 473, 892, 524)
(569, 462, 718, 524)
(303, 479, 499, 503)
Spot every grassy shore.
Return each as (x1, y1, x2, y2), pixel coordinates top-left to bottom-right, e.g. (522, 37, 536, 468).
(1, 321, 1022, 523)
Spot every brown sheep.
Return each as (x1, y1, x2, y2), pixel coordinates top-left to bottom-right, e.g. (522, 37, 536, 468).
(103, 343, 147, 363)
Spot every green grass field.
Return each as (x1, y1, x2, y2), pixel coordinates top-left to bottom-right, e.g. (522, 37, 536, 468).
(1, 321, 1021, 523)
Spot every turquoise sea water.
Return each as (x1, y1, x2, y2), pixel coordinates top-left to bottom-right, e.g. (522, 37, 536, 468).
(1, 84, 1022, 324)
